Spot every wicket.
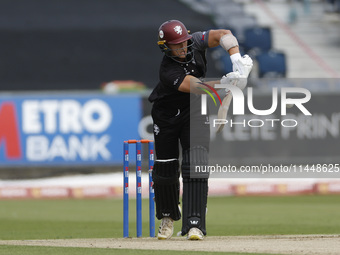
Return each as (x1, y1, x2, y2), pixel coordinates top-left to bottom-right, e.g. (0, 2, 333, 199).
(123, 139, 155, 238)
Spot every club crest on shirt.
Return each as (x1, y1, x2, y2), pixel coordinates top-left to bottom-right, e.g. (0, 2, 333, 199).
(174, 25, 182, 35)
(154, 124, 160, 135)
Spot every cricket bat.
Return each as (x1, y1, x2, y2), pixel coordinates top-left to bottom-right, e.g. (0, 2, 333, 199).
(216, 92, 233, 133)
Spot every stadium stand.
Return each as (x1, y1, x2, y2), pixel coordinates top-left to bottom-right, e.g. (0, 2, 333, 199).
(1, 0, 339, 91)
(243, 26, 272, 54)
(0, 0, 218, 91)
(182, 0, 288, 79)
(183, 0, 340, 81)
(255, 50, 287, 78)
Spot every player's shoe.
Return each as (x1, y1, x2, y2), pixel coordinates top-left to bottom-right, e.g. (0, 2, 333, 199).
(157, 217, 174, 240)
(187, 227, 204, 240)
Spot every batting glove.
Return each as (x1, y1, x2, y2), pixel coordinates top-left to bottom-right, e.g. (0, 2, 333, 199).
(220, 71, 247, 91)
(230, 53, 253, 77)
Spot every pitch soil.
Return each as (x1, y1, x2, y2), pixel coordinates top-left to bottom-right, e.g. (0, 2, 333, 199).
(0, 235, 340, 255)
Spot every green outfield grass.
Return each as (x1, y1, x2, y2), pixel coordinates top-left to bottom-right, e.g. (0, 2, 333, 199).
(0, 195, 340, 254)
(0, 246, 284, 255)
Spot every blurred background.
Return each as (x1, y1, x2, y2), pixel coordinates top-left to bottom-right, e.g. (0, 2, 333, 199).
(0, 0, 339, 198)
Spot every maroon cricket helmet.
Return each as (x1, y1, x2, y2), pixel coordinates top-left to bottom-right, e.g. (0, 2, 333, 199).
(158, 20, 192, 45)
(157, 20, 194, 63)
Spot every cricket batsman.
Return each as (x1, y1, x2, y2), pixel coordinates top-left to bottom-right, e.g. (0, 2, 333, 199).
(148, 20, 253, 240)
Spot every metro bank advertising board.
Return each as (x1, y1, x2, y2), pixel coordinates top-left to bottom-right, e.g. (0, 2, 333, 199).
(0, 93, 141, 166)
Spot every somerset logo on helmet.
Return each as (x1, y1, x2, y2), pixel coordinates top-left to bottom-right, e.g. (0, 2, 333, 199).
(174, 25, 182, 35)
